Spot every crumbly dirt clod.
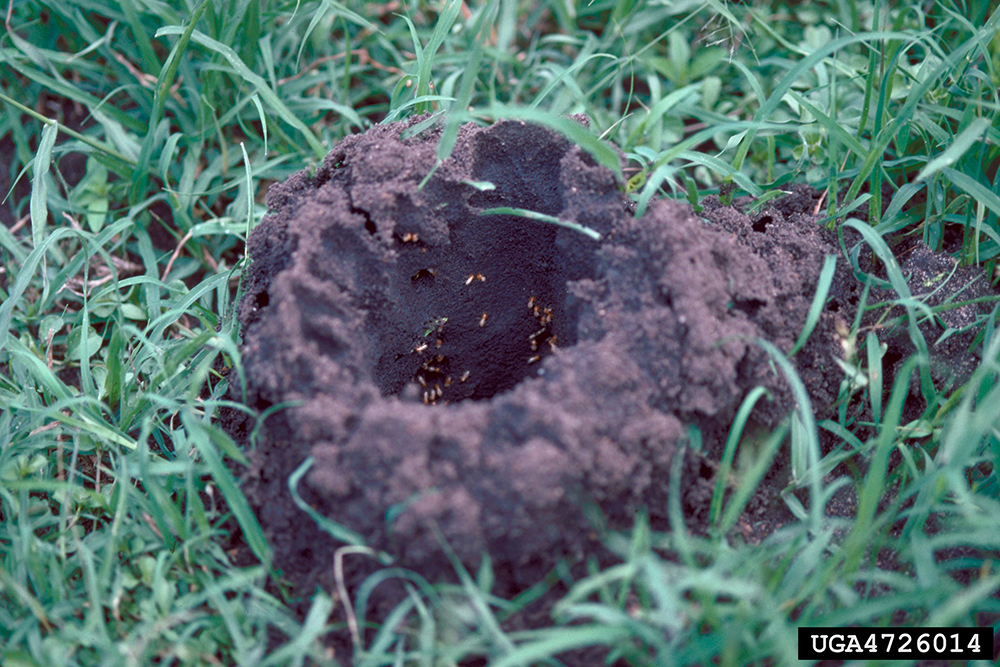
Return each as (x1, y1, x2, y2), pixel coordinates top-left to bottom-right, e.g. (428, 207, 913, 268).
(225, 116, 862, 611)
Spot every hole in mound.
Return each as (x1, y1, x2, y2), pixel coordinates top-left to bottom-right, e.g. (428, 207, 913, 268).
(733, 297, 765, 318)
(752, 214, 773, 233)
(324, 120, 599, 406)
(367, 211, 580, 404)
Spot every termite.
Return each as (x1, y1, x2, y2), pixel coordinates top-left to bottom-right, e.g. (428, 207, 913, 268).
(479, 312, 488, 327)
(417, 375, 427, 387)
(528, 355, 541, 364)
(460, 370, 471, 382)
(401, 232, 419, 243)
(527, 296, 536, 310)
(414, 343, 428, 353)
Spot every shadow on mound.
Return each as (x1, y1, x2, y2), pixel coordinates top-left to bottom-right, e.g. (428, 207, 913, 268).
(224, 117, 852, 604)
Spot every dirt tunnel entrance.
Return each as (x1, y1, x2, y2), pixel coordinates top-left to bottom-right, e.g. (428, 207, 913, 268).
(359, 121, 592, 403)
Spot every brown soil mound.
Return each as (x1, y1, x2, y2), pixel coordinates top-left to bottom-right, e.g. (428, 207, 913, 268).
(224, 117, 858, 604)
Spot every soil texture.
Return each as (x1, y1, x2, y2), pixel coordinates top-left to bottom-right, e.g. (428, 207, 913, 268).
(866, 238, 996, 415)
(226, 116, 858, 591)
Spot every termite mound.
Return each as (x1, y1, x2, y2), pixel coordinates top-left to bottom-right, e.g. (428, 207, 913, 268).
(226, 116, 851, 609)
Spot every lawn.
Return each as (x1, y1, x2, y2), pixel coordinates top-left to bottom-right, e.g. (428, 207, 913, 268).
(1, 0, 999, 665)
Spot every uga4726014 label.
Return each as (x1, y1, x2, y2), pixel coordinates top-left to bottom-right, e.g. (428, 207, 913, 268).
(797, 627, 991, 660)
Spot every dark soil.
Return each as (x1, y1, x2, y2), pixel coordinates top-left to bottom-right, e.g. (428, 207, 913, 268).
(221, 116, 998, 661)
(866, 238, 997, 418)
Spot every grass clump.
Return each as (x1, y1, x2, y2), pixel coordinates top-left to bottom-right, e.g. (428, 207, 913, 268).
(2, 0, 999, 665)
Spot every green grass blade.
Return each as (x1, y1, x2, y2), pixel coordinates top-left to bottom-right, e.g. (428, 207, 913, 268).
(129, 0, 210, 204)
(785, 89, 868, 159)
(917, 117, 990, 182)
(710, 386, 770, 531)
(181, 411, 271, 567)
(155, 26, 326, 159)
(731, 30, 916, 173)
(258, 593, 336, 667)
(625, 82, 699, 147)
(295, 0, 378, 72)
(249, 94, 268, 157)
(415, 0, 462, 115)
(288, 457, 369, 547)
(29, 121, 57, 250)
(634, 119, 788, 216)
(845, 218, 934, 402)
(436, 1, 496, 165)
(943, 166, 1000, 223)
(717, 422, 790, 538)
(841, 22, 995, 208)
(529, 53, 619, 110)
(119, 0, 163, 77)
(480, 206, 601, 241)
(0, 58, 144, 137)
(866, 331, 884, 422)
(490, 626, 631, 667)
(756, 339, 821, 508)
(838, 357, 920, 575)
(790, 254, 837, 356)
(0, 227, 79, 354)
(677, 150, 763, 198)
(105, 324, 125, 417)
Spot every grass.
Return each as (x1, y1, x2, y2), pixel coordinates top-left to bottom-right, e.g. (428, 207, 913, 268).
(2, 0, 1000, 664)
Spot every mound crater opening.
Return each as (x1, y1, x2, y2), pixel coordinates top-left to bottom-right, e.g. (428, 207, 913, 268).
(227, 116, 858, 614)
(366, 195, 583, 405)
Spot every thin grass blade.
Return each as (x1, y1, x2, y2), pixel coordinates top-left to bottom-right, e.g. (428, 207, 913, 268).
(790, 255, 837, 356)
